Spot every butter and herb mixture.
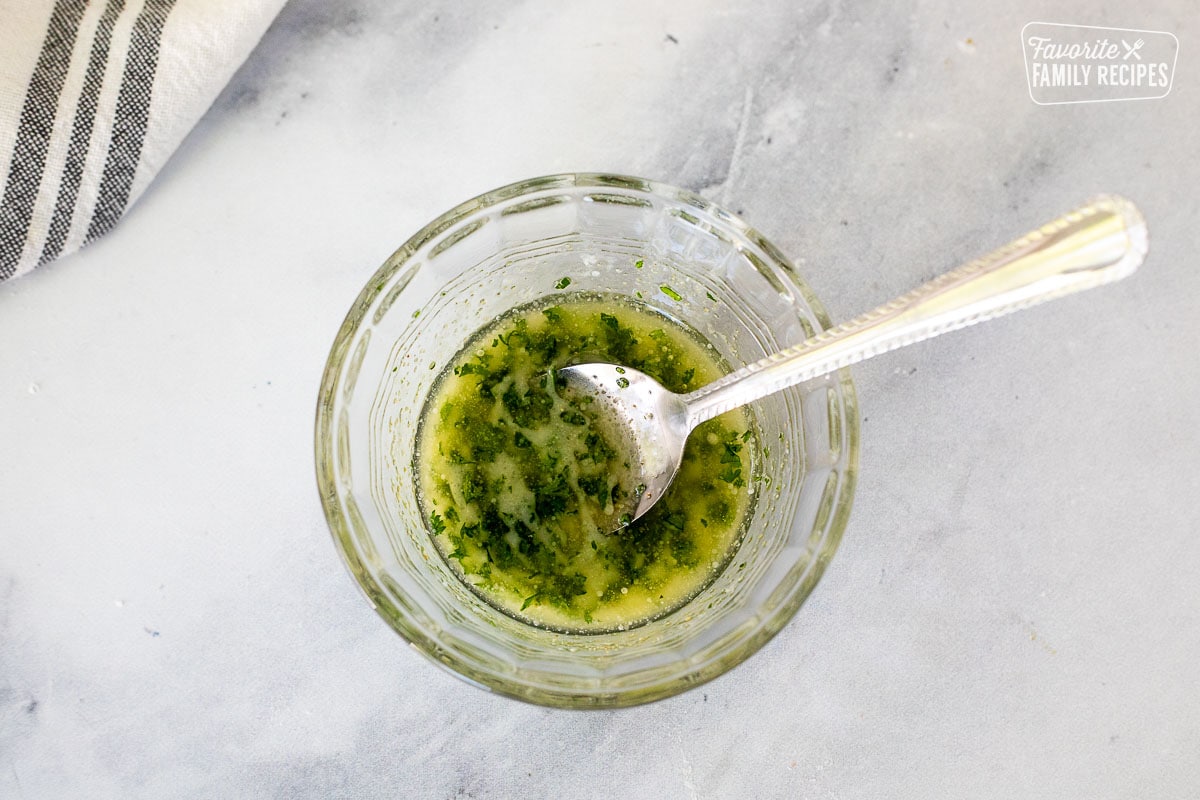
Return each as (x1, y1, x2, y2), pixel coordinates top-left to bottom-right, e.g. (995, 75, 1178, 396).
(416, 292, 755, 632)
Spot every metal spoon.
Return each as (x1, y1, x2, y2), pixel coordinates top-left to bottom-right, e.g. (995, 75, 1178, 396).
(558, 195, 1148, 531)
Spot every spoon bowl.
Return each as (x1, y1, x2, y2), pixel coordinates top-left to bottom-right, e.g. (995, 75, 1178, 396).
(556, 362, 690, 527)
(562, 195, 1148, 530)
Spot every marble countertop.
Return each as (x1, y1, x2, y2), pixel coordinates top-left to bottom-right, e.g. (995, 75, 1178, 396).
(2, 1, 1197, 797)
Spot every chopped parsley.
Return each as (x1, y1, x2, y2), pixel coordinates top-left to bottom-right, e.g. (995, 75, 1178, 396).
(416, 293, 755, 632)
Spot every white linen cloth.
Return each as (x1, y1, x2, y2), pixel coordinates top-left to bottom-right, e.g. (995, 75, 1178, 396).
(0, 0, 285, 282)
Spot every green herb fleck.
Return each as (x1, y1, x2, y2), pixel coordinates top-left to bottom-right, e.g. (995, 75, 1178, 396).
(635, 259, 644, 269)
(660, 285, 683, 302)
(454, 362, 488, 377)
(718, 465, 745, 486)
(599, 312, 638, 360)
(559, 409, 588, 426)
(718, 440, 745, 486)
(554, 277, 572, 290)
(616, 377, 629, 388)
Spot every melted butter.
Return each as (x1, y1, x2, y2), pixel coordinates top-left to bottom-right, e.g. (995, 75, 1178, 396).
(415, 292, 756, 632)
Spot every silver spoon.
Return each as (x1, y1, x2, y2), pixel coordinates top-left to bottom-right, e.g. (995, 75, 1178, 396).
(559, 195, 1148, 530)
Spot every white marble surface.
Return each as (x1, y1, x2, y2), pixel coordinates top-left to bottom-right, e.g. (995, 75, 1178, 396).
(2, 1, 1198, 797)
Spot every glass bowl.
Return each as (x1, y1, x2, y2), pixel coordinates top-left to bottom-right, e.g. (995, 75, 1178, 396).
(315, 174, 859, 708)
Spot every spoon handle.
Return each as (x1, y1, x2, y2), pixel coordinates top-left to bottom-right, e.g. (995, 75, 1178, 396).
(684, 195, 1148, 427)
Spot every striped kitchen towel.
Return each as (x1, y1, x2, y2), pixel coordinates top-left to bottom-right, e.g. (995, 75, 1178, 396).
(0, 0, 285, 283)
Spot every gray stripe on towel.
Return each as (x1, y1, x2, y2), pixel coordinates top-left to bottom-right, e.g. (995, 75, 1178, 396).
(85, 0, 178, 245)
(39, 0, 129, 267)
(0, 0, 90, 280)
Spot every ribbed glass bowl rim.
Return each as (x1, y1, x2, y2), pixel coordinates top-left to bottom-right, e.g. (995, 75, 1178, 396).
(314, 173, 860, 707)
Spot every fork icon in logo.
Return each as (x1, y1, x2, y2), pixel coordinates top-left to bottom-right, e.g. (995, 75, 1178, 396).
(1122, 38, 1145, 60)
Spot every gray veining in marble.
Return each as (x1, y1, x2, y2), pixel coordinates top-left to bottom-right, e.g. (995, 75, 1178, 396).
(2, 0, 1197, 797)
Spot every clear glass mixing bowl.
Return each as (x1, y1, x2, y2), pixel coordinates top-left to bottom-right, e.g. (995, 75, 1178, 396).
(315, 174, 859, 707)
